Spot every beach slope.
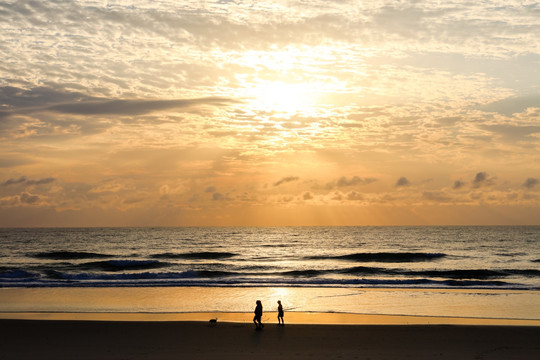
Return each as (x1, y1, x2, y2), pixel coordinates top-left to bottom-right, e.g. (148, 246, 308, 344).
(1, 319, 539, 360)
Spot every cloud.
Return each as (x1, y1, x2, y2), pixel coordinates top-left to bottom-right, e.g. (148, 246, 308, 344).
(346, 191, 363, 201)
(26, 177, 56, 186)
(395, 177, 410, 187)
(2, 177, 27, 186)
(274, 176, 299, 186)
(472, 172, 494, 188)
(336, 176, 377, 187)
(209, 131, 238, 137)
(0, 86, 97, 112)
(339, 122, 364, 128)
(3, 0, 538, 56)
(480, 95, 540, 116)
(2, 176, 56, 186)
(19, 192, 40, 204)
(0, 157, 35, 168)
(480, 124, 540, 142)
(453, 180, 466, 189)
(123, 197, 145, 205)
(473, 172, 487, 186)
(435, 116, 462, 127)
(1, 1, 540, 226)
(523, 178, 539, 189)
(302, 192, 314, 200)
(0, 87, 240, 118)
(322, 176, 378, 190)
(47, 98, 237, 116)
(422, 191, 452, 203)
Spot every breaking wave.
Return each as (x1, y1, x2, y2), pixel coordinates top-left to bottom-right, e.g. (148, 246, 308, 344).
(33, 251, 114, 260)
(151, 252, 237, 259)
(307, 252, 447, 262)
(78, 260, 168, 272)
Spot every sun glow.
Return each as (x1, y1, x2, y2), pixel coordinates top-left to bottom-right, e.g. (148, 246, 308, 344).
(251, 81, 320, 115)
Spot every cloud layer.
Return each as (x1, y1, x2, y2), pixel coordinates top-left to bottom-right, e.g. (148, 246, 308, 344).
(0, 0, 539, 226)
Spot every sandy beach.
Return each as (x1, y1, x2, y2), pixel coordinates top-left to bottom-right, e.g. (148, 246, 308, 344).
(1, 317, 539, 360)
(1, 287, 539, 359)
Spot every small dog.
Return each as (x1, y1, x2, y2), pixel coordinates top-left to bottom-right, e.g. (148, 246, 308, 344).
(209, 318, 218, 325)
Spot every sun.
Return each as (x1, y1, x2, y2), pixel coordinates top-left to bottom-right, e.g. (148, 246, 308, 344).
(250, 81, 320, 115)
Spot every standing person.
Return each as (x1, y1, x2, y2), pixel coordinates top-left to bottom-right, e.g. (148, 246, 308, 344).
(253, 300, 263, 330)
(277, 300, 284, 326)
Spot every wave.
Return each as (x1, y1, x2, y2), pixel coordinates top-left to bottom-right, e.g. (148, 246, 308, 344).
(4, 264, 539, 282)
(43, 270, 235, 281)
(307, 252, 446, 262)
(340, 267, 540, 279)
(237, 265, 275, 271)
(77, 260, 168, 272)
(508, 269, 540, 277)
(151, 252, 237, 259)
(280, 269, 329, 277)
(0, 269, 39, 279)
(407, 269, 540, 279)
(339, 266, 398, 275)
(413, 269, 506, 279)
(191, 270, 236, 277)
(0, 274, 524, 289)
(277, 267, 540, 279)
(33, 251, 114, 260)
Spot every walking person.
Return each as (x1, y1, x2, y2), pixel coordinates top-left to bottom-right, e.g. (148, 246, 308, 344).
(277, 300, 284, 326)
(253, 300, 263, 330)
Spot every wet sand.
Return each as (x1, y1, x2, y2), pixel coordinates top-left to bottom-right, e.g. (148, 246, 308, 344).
(1, 318, 539, 360)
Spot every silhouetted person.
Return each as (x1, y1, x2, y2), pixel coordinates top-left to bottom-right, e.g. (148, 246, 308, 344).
(277, 300, 284, 325)
(253, 300, 263, 330)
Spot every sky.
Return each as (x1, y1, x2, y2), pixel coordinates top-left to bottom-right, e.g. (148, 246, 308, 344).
(1, 0, 540, 226)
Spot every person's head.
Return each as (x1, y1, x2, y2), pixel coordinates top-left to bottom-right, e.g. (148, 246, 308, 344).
(256, 300, 261, 305)
(277, 300, 281, 305)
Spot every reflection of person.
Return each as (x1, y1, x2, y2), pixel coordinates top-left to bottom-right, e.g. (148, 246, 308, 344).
(253, 300, 263, 330)
(277, 300, 284, 326)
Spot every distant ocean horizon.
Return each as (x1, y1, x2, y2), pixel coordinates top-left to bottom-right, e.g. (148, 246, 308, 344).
(1, 226, 539, 290)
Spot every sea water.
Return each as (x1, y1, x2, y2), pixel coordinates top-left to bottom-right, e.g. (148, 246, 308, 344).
(1, 226, 539, 289)
(1, 226, 539, 319)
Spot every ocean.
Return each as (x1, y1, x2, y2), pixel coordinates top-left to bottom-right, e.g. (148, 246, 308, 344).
(1, 226, 539, 289)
